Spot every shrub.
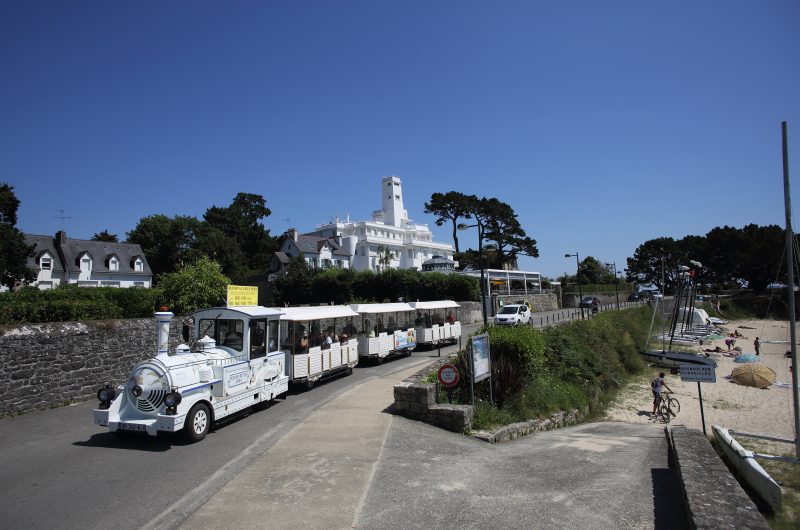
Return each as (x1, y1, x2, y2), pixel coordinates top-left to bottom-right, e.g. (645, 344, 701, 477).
(0, 284, 156, 324)
(155, 257, 230, 314)
(447, 306, 650, 430)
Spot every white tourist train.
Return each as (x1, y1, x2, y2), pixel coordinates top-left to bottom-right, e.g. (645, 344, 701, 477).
(93, 300, 463, 442)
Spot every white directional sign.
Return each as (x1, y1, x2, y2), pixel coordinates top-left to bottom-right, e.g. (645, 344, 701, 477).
(679, 364, 716, 383)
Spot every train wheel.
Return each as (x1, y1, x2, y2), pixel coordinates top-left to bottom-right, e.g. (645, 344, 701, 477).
(182, 403, 211, 443)
(305, 379, 316, 391)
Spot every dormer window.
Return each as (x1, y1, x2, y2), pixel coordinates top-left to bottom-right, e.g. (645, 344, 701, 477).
(106, 254, 119, 271)
(133, 258, 143, 272)
(76, 252, 93, 272)
(40, 257, 52, 271)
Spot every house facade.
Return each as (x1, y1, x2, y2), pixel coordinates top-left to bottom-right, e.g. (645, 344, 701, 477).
(305, 176, 455, 272)
(269, 229, 352, 275)
(2, 231, 153, 291)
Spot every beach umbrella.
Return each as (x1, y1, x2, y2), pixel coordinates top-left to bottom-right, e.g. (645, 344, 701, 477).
(731, 364, 776, 389)
(733, 353, 760, 363)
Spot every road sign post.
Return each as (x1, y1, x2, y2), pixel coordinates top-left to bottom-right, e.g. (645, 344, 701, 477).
(680, 363, 716, 436)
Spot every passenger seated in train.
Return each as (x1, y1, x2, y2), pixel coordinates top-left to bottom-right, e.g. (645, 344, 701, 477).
(294, 324, 309, 353)
(223, 330, 243, 350)
(249, 321, 266, 358)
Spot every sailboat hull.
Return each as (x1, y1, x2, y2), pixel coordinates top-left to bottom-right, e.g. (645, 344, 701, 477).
(712, 425, 782, 512)
(639, 350, 716, 369)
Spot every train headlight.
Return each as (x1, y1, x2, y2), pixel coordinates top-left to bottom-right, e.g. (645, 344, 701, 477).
(97, 384, 116, 409)
(164, 391, 182, 415)
(132, 385, 143, 397)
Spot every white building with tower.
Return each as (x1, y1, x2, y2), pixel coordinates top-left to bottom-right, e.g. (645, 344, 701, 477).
(302, 176, 455, 272)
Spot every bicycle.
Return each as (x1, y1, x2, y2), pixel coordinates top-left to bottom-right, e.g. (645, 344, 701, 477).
(657, 391, 680, 423)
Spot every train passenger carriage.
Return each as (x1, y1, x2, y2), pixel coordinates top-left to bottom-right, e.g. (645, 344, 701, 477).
(410, 300, 461, 347)
(348, 302, 417, 362)
(276, 305, 360, 389)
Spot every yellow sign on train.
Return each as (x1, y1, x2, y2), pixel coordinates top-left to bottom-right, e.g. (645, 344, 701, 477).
(227, 285, 258, 307)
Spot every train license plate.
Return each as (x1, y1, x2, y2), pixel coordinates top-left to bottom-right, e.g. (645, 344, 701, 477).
(118, 422, 146, 432)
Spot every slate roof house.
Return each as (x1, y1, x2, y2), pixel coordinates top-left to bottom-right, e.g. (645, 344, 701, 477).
(269, 229, 351, 278)
(2, 231, 153, 291)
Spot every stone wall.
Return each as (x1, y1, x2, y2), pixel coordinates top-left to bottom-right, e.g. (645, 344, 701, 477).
(0, 317, 185, 416)
(393, 357, 474, 433)
(494, 292, 559, 312)
(392, 357, 582, 440)
(455, 301, 482, 325)
(669, 426, 769, 529)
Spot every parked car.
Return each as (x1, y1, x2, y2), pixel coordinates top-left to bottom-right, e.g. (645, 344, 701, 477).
(627, 292, 643, 301)
(579, 296, 600, 309)
(494, 304, 531, 326)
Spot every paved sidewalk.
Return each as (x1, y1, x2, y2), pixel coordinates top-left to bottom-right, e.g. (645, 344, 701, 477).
(180, 359, 432, 529)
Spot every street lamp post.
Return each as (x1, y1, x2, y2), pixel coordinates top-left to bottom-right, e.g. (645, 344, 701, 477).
(459, 221, 488, 328)
(612, 261, 620, 310)
(565, 253, 584, 319)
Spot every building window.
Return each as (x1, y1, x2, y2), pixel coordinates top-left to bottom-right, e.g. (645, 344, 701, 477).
(40, 257, 52, 271)
(101, 281, 120, 288)
(81, 257, 92, 272)
(109, 257, 119, 271)
(133, 281, 145, 287)
(134, 258, 143, 272)
(407, 249, 413, 257)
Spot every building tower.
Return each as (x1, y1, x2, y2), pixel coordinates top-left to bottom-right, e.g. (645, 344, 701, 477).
(381, 175, 407, 228)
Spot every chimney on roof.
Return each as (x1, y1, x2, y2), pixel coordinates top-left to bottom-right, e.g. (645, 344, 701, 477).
(55, 231, 67, 244)
(287, 228, 298, 241)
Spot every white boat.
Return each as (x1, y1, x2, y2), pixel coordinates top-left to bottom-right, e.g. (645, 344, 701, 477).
(713, 426, 782, 512)
(639, 349, 716, 369)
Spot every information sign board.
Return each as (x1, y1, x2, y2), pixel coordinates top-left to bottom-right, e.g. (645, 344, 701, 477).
(471, 334, 491, 383)
(227, 285, 258, 307)
(679, 364, 716, 383)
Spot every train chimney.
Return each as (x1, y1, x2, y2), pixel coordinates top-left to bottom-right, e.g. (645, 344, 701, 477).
(155, 311, 174, 357)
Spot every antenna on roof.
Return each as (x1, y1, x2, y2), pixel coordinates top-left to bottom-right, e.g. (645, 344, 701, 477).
(53, 209, 71, 229)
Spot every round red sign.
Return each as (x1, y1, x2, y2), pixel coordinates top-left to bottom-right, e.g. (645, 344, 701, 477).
(437, 364, 460, 388)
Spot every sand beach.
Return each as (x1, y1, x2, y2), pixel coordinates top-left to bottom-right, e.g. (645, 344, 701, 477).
(603, 318, 798, 441)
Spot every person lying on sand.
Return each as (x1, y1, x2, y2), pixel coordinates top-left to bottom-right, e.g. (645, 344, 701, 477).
(703, 346, 724, 353)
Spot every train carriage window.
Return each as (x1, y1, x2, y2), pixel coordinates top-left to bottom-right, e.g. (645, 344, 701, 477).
(249, 319, 267, 359)
(268, 320, 279, 351)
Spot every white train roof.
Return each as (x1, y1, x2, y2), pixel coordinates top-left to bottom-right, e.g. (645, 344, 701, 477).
(349, 302, 415, 314)
(194, 306, 285, 318)
(277, 305, 359, 320)
(410, 300, 460, 310)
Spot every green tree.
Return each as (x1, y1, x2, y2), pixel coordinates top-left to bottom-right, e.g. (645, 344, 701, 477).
(479, 197, 539, 266)
(156, 256, 230, 314)
(203, 193, 278, 280)
(424, 191, 474, 254)
(376, 244, 392, 272)
(0, 183, 35, 290)
(272, 257, 314, 305)
(579, 256, 615, 284)
(91, 230, 118, 242)
(458, 196, 538, 270)
(127, 214, 202, 278)
(626, 237, 680, 292)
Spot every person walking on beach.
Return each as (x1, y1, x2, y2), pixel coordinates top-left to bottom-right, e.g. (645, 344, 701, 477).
(754, 336, 761, 356)
(651, 372, 672, 416)
(725, 333, 736, 351)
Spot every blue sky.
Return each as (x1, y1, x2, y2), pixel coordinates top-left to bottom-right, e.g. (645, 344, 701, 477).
(2, 1, 799, 279)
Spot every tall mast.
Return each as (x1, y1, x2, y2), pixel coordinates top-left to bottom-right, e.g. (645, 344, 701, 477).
(781, 121, 800, 458)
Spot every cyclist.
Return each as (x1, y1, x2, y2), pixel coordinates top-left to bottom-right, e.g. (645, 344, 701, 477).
(651, 372, 673, 416)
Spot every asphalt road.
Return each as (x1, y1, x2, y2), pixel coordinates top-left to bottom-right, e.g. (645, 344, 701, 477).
(358, 420, 687, 529)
